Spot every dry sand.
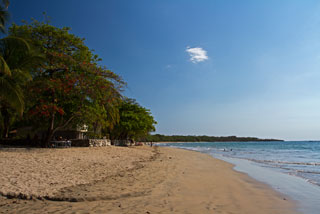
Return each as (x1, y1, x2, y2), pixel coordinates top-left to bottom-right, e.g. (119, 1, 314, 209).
(0, 146, 297, 214)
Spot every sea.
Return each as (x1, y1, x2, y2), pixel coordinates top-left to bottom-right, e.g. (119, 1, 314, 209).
(161, 141, 320, 214)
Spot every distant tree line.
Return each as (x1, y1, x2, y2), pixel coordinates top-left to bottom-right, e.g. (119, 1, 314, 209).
(142, 134, 283, 142)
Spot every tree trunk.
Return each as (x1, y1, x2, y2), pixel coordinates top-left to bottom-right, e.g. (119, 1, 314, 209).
(42, 113, 75, 147)
(2, 122, 9, 139)
(93, 122, 102, 138)
(1, 107, 10, 139)
(3, 125, 9, 138)
(42, 112, 55, 147)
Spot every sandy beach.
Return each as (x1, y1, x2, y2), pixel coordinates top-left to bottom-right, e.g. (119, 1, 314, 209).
(0, 146, 297, 214)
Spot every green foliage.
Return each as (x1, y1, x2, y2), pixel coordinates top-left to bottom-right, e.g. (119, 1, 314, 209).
(0, 36, 43, 138)
(0, 16, 157, 144)
(0, 0, 9, 33)
(110, 98, 157, 140)
(0, 36, 43, 112)
(9, 20, 125, 145)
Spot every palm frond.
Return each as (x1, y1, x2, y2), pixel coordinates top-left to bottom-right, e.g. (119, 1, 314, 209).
(0, 55, 11, 75)
(0, 35, 43, 118)
(2, 0, 9, 9)
(0, 36, 31, 64)
(1, 37, 44, 70)
(11, 68, 32, 83)
(0, 5, 9, 33)
(0, 77, 24, 114)
(19, 55, 44, 70)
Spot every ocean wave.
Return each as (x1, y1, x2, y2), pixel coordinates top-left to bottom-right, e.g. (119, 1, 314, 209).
(296, 170, 320, 175)
(245, 159, 320, 166)
(287, 172, 320, 187)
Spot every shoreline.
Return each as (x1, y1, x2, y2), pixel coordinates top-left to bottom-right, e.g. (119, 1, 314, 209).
(164, 141, 320, 213)
(0, 146, 297, 213)
(216, 154, 320, 214)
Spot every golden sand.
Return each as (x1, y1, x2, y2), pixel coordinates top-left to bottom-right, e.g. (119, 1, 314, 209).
(0, 146, 297, 214)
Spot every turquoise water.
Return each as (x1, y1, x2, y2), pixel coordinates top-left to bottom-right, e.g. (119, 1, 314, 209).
(163, 141, 320, 186)
(162, 141, 320, 213)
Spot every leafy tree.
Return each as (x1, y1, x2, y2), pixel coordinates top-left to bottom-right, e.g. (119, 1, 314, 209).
(10, 20, 125, 146)
(110, 98, 157, 141)
(0, 36, 43, 138)
(0, 0, 9, 33)
(0, 1, 44, 138)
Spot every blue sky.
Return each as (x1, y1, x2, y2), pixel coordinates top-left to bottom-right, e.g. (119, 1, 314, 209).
(9, 0, 320, 140)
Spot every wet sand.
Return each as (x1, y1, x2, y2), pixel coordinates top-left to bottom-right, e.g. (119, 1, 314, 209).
(0, 146, 297, 214)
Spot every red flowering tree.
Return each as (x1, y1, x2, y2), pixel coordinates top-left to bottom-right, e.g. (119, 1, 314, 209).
(10, 20, 124, 146)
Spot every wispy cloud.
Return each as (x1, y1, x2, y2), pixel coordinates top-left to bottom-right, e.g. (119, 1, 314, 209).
(186, 46, 208, 63)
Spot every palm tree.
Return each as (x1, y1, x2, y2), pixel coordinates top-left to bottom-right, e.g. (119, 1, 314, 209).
(0, 0, 9, 33)
(0, 36, 43, 138)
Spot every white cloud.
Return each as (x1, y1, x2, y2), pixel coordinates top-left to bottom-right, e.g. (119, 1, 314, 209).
(186, 46, 208, 63)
